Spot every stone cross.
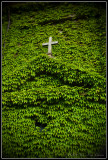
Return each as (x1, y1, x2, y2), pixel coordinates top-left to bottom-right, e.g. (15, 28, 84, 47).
(42, 37, 58, 55)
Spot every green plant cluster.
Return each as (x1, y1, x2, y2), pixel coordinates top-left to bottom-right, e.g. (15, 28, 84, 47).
(2, 2, 106, 158)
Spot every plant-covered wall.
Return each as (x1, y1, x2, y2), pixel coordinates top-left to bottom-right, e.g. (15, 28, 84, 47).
(2, 2, 106, 158)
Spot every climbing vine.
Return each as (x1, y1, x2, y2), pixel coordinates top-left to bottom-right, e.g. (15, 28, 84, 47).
(2, 2, 106, 158)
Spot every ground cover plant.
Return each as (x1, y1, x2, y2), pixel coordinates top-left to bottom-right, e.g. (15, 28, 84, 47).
(2, 2, 106, 158)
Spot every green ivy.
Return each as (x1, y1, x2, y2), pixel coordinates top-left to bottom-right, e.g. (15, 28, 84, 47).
(2, 2, 106, 158)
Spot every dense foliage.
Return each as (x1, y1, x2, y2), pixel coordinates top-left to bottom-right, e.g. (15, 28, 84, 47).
(2, 2, 106, 158)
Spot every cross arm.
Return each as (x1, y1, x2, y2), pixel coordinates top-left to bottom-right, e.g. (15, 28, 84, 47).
(42, 42, 49, 46)
(51, 41, 58, 44)
(42, 41, 58, 46)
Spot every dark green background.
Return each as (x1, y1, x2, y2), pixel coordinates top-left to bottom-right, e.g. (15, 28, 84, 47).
(2, 2, 106, 158)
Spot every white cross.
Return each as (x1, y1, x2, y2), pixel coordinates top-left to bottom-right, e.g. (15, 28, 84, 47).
(42, 37, 58, 54)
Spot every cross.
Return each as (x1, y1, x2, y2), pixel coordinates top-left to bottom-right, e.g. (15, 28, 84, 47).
(42, 37, 58, 55)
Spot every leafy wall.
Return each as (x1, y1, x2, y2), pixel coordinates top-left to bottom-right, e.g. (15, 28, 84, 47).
(2, 2, 106, 158)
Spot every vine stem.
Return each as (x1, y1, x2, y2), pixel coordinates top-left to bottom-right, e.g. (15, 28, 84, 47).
(3, 7, 10, 48)
(7, 7, 10, 32)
